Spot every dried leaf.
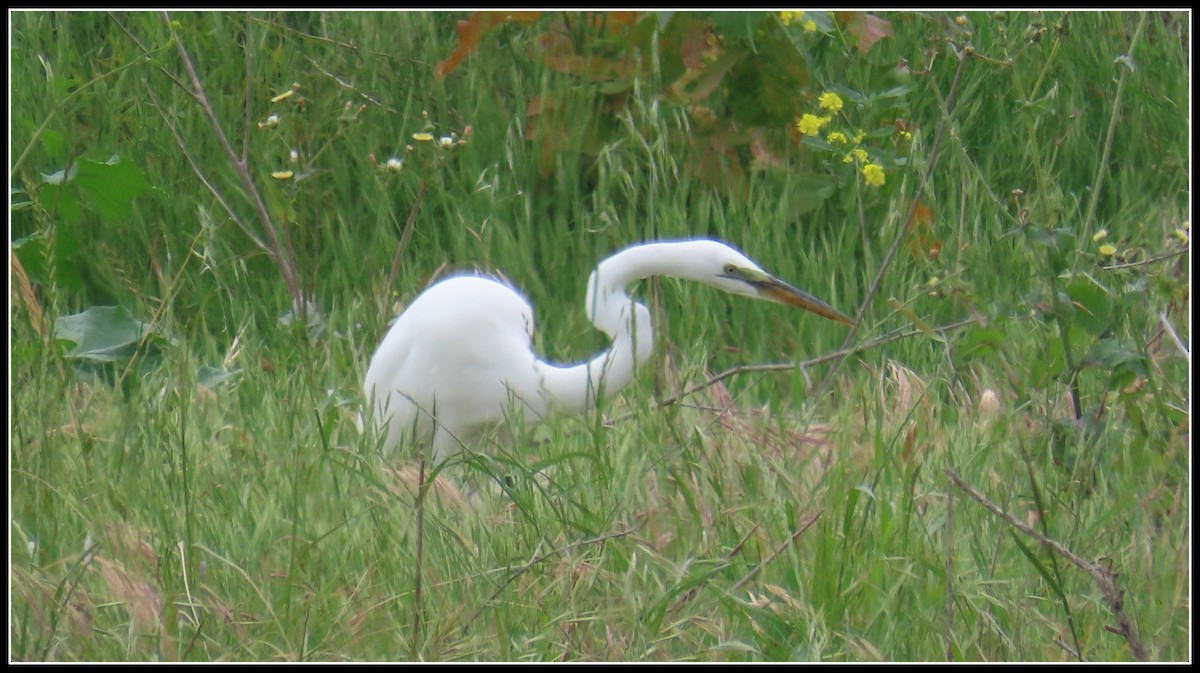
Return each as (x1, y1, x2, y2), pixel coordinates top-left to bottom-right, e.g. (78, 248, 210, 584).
(841, 12, 893, 55)
(906, 201, 942, 259)
(435, 11, 543, 79)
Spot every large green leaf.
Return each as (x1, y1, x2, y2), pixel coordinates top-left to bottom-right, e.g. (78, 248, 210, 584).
(75, 156, 151, 220)
(1064, 274, 1114, 336)
(55, 306, 163, 362)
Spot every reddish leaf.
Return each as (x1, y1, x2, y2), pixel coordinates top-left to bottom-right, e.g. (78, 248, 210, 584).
(906, 201, 942, 259)
(679, 20, 712, 70)
(435, 11, 543, 79)
(749, 128, 783, 171)
(840, 12, 893, 55)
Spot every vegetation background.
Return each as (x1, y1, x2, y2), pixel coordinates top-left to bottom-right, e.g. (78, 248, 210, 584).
(9, 10, 1190, 662)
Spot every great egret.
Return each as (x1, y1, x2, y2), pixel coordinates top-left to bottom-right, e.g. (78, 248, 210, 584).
(364, 239, 853, 463)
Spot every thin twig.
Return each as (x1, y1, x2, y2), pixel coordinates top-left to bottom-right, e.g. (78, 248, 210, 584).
(945, 468, 1149, 661)
(385, 180, 431, 297)
(1101, 247, 1189, 271)
(666, 524, 759, 615)
(642, 316, 980, 417)
(1081, 13, 1148, 237)
(303, 55, 392, 112)
(1158, 312, 1189, 364)
(730, 510, 822, 594)
(162, 12, 305, 312)
(252, 15, 429, 68)
(141, 81, 268, 252)
(945, 476, 955, 661)
(465, 523, 641, 625)
(242, 13, 255, 166)
(411, 450, 427, 658)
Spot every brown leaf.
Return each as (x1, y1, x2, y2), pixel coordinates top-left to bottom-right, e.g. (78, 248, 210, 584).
(841, 12, 894, 55)
(435, 11, 543, 79)
(906, 201, 942, 259)
(679, 20, 712, 70)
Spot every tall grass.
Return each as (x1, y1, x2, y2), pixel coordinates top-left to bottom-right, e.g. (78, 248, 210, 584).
(10, 10, 1190, 661)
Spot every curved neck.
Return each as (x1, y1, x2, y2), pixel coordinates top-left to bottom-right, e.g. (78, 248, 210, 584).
(585, 241, 706, 336)
(536, 242, 706, 415)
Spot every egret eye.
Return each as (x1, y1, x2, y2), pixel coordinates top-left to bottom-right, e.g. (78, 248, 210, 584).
(722, 263, 738, 276)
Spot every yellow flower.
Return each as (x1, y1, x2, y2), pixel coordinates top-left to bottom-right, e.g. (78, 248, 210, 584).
(851, 148, 869, 164)
(779, 10, 803, 26)
(818, 92, 844, 114)
(412, 132, 434, 142)
(271, 170, 294, 180)
(899, 130, 913, 141)
(1098, 244, 1117, 256)
(1171, 229, 1189, 245)
(796, 113, 829, 137)
(862, 163, 886, 187)
(827, 131, 848, 144)
(853, 129, 866, 144)
(803, 20, 817, 32)
(1092, 229, 1108, 242)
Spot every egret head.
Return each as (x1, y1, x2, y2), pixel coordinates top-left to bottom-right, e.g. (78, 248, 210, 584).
(692, 240, 855, 326)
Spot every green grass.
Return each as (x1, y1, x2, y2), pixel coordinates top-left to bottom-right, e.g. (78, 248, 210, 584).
(9, 10, 1190, 662)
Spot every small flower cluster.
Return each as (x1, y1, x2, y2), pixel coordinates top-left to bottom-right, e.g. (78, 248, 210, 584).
(257, 82, 368, 182)
(373, 111, 473, 175)
(778, 10, 817, 32)
(259, 82, 304, 180)
(1092, 229, 1117, 257)
(795, 91, 890, 187)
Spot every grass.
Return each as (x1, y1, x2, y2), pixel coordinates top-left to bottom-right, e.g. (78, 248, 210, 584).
(9, 10, 1191, 662)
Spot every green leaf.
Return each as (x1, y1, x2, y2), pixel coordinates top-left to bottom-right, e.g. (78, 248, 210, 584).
(707, 11, 764, 46)
(55, 306, 162, 362)
(42, 129, 67, 163)
(958, 327, 1007, 360)
(75, 156, 151, 220)
(38, 183, 83, 225)
(1084, 338, 1149, 390)
(1030, 337, 1066, 386)
(12, 230, 85, 293)
(10, 187, 33, 212)
(1064, 275, 1114, 336)
(199, 366, 242, 388)
(40, 163, 79, 185)
(50, 74, 79, 96)
(785, 171, 837, 214)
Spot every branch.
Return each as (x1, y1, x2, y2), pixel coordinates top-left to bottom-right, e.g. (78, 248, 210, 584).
(465, 523, 641, 626)
(644, 316, 979, 416)
(945, 468, 1149, 661)
(730, 509, 822, 594)
(161, 12, 306, 313)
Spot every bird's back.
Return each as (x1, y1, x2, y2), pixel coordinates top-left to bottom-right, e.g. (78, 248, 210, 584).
(364, 275, 546, 458)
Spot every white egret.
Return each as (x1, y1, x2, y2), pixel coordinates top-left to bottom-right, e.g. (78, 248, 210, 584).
(364, 239, 853, 463)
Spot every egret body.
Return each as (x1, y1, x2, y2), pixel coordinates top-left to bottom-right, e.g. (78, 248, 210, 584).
(364, 239, 852, 462)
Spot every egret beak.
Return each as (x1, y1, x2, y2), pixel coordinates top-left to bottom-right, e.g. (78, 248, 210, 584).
(751, 273, 855, 325)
